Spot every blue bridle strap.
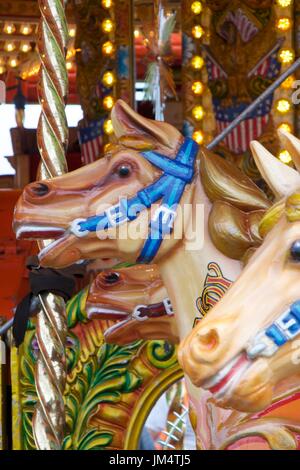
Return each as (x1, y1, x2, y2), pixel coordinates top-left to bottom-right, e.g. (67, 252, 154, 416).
(70, 138, 198, 263)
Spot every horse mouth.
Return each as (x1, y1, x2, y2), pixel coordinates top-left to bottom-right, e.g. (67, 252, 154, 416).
(15, 224, 66, 240)
(87, 305, 129, 320)
(202, 353, 251, 399)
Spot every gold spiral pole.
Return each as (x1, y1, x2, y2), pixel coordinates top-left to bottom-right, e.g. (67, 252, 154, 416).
(32, 0, 69, 450)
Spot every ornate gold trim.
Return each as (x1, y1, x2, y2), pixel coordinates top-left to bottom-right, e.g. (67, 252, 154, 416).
(11, 346, 22, 450)
(124, 364, 184, 449)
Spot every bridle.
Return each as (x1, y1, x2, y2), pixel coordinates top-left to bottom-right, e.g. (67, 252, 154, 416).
(246, 300, 300, 359)
(132, 297, 173, 321)
(70, 138, 198, 263)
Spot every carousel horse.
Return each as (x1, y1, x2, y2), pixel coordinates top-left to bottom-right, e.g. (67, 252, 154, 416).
(86, 264, 179, 344)
(14, 100, 277, 449)
(179, 130, 300, 421)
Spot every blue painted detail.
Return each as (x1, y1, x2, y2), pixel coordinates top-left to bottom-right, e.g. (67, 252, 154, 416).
(290, 300, 300, 322)
(71, 138, 198, 263)
(265, 324, 287, 347)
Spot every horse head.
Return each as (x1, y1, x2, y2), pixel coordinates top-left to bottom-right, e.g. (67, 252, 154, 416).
(86, 264, 179, 344)
(179, 130, 300, 413)
(14, 100, 197, 268)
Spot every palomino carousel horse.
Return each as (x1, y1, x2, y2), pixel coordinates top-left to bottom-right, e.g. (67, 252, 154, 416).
(14, 100, 275, 449)
(179, 130, 300, 448)
(86, 265, 179, 344)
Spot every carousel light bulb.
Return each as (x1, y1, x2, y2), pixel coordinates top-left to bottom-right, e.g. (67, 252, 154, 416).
(192, 81, 204, 95)
(66, 61, 73, 70)
(102, 0, 113, 9)
(3, 22, 15, 34)
(193, 130, 204, 144)
(134, 29, 140, 38)
(192, 25, 205, 39)
(278, 150, 292, 163)
(279, 48, 295, 64)
(5, 42, 15, 52)
(276, 17, 292, 31)
(192, 105, 205, 121)
(276, 0, 292, 6)
(103, 118, 114, 135)
(20, 24, 32, 35)
(278, 122, 292, 133)
(276, 99, 291, 114)
(103, 95, 114, 110)
(191, 1, 203, 15)
(191, 55, 204, 70)
(0, 66, 6, 74)
(102, 40, 115, 56)
(281, 75, 295, 89)
(102, 71, 115, 87)
(69, 27, 76, 38)
(20, 42, 31, 53)
(102, 18, 114, 33)
(9, 58, 18, 68)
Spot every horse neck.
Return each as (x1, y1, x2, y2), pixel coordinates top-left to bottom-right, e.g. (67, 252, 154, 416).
(157, 176, 245, 449)
(157, 176, 242, 340)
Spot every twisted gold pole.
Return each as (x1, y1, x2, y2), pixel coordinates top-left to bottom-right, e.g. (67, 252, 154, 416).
(32, 0, 69, 450)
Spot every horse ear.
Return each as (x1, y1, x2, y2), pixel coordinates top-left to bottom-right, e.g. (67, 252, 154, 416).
(250, 140, 300, 199)
(278, 129, 300, 173)
(111, 100, 182, 150)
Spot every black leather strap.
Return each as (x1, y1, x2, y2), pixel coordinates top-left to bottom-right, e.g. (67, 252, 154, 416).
(13, 261, 76, 347)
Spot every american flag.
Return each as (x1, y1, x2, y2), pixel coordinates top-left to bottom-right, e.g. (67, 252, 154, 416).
(205, 42, 282, 154)
(78, 118, 105, 165)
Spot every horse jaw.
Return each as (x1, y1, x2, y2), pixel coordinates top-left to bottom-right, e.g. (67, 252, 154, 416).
(37, 233, 117, 268)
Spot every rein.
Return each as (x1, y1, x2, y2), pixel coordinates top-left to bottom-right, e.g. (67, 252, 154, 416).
(246, 300, 300, 359)
(70, 138, 198, 263)
(132, 297, 173, 321)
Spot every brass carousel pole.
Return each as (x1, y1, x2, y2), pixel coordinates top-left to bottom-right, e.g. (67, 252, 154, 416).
(32, 0, 69, 449)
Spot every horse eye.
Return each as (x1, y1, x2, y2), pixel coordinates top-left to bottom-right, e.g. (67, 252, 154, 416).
(290, 240, 300, 262)
(103, 272, 120, 284)
(117, 165, 131, 178)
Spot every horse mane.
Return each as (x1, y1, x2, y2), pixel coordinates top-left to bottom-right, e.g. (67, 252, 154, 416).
(110, 137, 272, 261)
(200, 148, 271, 260)
(259, 191, 300, 239)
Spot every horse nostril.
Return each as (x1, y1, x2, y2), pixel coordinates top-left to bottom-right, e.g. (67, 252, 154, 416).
(29, 183, 50, 197)
(197, 329, 219, 351)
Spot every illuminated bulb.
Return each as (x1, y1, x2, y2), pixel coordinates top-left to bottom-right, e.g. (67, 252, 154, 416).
(20, 24, 32, 35)
(102, 71, 115, 87)
(192, 25, 205, 39)
(278, 123, 292, 133)
(69, 27, 76, 38)
(276, 17, 291, 31)
(192, 81, 204, 95)
(102, 18, 114, 33)
(192, 105, 205, 121)
(0, 66, 6, 74)
(102, 40, 115, 56)
(9, 58, 18, 68)
(193, 130, 204, 144)
(5, 42, 15, 52)
(102, 0, 112, 8)
(4, 22, 15, 34)
(66, 61, 73, 70)
(20, 42, 31, 53)
(279, 49, 295, 64)
(103, 118, 114, 135)
(276, 0, 292, 6)
(134, 29, 140, 38)
(276, 99, 291, 114)
(103, 95, 114, 110)
(281, 75, 295, 89)
(191, 1, 203, 15)
(278, 150, 292, 164)
(191, 55, 204, 70)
